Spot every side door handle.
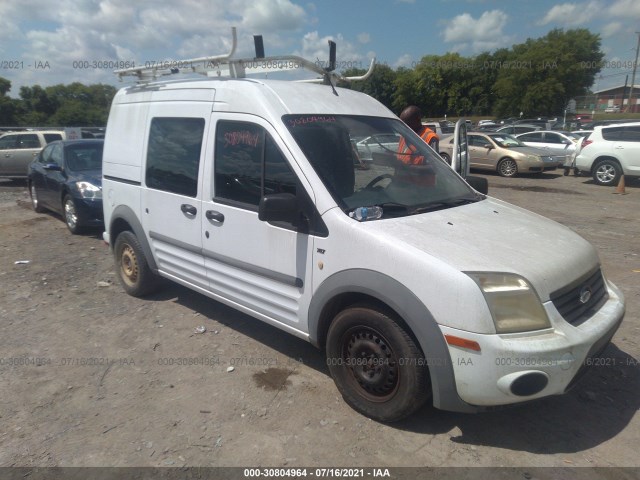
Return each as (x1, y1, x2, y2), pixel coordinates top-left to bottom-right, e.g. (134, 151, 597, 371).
(205, 210, 224, 223)
(181, 204, 197, 217)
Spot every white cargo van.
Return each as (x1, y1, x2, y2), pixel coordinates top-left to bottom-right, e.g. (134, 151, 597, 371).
(102, 31, 625, 422)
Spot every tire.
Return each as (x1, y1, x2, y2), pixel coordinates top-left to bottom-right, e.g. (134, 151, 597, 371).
(439, 152, 451, 165)
(497, 157, 518, 177)
(326, 307, 431, 422)
(592, 159, 622, 186)
(29, 182, 44, 213)
(63, 195, 84, 234)
(113, 231, 160, 297)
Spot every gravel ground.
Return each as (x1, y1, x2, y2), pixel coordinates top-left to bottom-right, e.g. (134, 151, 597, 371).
(0, 172, 638, 473)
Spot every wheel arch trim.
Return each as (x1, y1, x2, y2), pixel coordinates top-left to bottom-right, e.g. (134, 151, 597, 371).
(308, 268, 477, 413)
(109, 205, 158, 272)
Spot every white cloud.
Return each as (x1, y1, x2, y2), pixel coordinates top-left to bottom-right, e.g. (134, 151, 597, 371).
(297, 30, 363, 69)
(357, 32, 371, 44)
(601, 21, 623, 38)
(538, 1, 601, 26)
(608, 0, 640, 19)
(242, 0, 306, 32)
(394, 54, 413, 68)
(1, 0, 311, 93)
(442, 10, 510, 52)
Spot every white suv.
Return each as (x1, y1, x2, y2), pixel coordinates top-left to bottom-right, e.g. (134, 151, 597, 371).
(101, 35, 625, 422)
(575, 122, 640, 186)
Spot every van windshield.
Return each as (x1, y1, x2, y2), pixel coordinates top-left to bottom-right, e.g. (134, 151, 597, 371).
(283, 114, 481, 219)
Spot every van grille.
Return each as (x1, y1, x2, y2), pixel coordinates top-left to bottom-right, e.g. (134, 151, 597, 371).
(550, 268, 608, 326)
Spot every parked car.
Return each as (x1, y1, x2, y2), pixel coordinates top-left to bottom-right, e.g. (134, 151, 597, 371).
(102, 33, 624, 423)
(27, 139, 104, 233)
(604, 105, 620, 113)
(440, 132, 559, 177)
(355, 133, 400, 162)
(575, 122, 640, 186)
(515, 130, 582, 166)
(473, 123, 500, 131)
(495, 124, 542, 135)
(567, 130, 594, 175)
(0, 130, 65, 178)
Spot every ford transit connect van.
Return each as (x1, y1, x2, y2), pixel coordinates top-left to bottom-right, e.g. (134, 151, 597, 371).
(102, 34, 625, 422)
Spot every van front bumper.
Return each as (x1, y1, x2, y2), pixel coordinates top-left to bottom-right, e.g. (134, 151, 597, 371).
(438, 280, 625, 408)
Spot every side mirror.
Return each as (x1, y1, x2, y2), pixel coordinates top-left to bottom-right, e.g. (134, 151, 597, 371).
(258, 193, 298, 223)
(466, 175, 488, 194)
(43, 163, 61, 171)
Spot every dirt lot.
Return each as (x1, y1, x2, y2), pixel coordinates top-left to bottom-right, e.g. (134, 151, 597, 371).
(0, 172, 638, 470)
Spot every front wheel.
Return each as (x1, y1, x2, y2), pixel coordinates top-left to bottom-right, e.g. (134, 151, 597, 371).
(326, 307, 431, 422)
(497, 158, 518, 177)
(114, 231, 160, 297)
(439, 152, 451, 165)
(592, 159, 622, 186)
(63, 195, 83, 234)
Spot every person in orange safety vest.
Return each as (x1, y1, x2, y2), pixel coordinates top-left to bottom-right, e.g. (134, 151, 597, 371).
(397, 105, 439, 164)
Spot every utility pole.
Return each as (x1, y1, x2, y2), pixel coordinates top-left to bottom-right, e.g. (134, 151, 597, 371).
(626, 32, 640, 113)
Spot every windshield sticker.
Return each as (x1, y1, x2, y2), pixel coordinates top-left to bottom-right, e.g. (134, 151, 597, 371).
(224, 130, 261, 148)
(287, 116, 336, 128)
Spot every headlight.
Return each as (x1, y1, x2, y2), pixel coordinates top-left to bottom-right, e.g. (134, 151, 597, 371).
(467, 273, 551, 334)
(76, 181, 102, 199)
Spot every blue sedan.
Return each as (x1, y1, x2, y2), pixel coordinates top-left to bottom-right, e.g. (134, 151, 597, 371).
(27, 139, 104, 234)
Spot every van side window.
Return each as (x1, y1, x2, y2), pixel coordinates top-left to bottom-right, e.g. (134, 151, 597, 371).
(146, 117, 205, 197)
(214, 121, 297, 207)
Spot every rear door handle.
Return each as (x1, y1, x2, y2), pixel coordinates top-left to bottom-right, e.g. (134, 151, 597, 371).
(181, 204, 197, 217)
(206, 210, 224, 223)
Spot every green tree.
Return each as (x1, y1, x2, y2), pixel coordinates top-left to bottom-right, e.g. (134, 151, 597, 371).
(343, 63, 398, 111)
(492, 28, 604, 117)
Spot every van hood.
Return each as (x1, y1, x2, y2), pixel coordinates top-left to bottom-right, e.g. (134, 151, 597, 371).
(365, 197, 600, 300)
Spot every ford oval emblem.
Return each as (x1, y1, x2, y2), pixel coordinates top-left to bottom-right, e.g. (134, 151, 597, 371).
(579, 286, 592, 304)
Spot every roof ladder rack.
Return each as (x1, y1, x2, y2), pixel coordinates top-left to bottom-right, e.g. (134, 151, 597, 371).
(113, 27, 375, 85)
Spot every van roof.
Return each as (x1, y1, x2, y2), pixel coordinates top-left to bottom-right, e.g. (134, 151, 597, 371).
(114, 77, 393, 119)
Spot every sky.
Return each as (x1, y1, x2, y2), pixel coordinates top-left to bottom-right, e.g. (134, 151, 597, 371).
(1, 0, 640, 97)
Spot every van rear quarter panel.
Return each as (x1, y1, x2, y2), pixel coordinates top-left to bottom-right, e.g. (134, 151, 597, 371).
(103, 101, 150, 182)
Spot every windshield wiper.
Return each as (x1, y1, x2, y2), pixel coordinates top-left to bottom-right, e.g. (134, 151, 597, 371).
(410, 195, 484, 215)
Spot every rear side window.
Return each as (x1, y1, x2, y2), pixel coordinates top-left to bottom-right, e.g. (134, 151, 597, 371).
(520, 132, 543, 142)
(602, 126, 623, 141)
(146, 117, 205, 197)
(43, 133, 63, 144)
(620, 126, 640, 142)
(17, 134, 40, 149)
(214, 121, 296, 208)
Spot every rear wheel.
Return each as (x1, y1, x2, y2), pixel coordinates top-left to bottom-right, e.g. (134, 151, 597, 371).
(114, 231, 160, 297)
(326, 306, 431, 422)
(592, 159, 621, 186)
(497, 158, 518, 177)
(63, 195, 83, 234)
(439, 152, 451, 165)
(29, 182, 44, 213)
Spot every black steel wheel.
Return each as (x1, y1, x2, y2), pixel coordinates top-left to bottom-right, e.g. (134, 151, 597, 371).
(326, 307, 431, 422)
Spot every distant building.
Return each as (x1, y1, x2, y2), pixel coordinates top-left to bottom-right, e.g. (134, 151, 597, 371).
(593, 84, 640, 113)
